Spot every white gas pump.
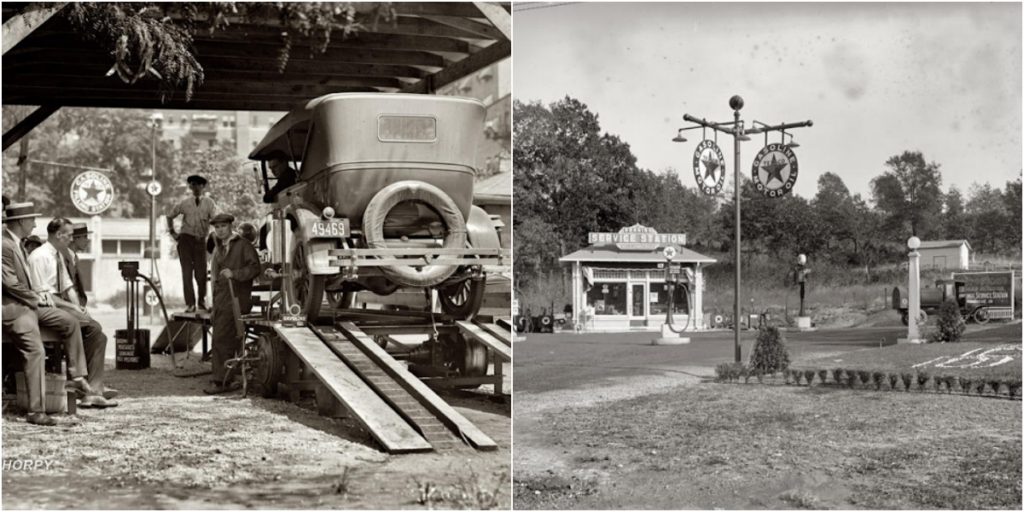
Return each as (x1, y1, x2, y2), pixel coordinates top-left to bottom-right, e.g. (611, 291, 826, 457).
(653, 246, 693, 345)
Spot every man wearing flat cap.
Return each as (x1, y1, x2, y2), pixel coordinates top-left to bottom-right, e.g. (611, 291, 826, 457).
(22, 235, 43, 255)
(205, 213, 260, 395)
(166, 175, 216, 313)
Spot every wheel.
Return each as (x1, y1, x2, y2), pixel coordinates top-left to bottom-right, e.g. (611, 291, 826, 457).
(437, 332, 488, 389)
(326, 290, 355, 310)
(252, 333, 285, 398)
(514, 316, 527, 333)
(902, 310, 928, 326)
(438, 278, 486, 320)
(973, 308, 990, 324)
(291, 242, 325, 321)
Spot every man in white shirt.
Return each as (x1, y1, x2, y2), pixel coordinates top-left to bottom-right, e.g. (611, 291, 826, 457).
(166, 174, 216, 312)
(27, 218, 116, 408)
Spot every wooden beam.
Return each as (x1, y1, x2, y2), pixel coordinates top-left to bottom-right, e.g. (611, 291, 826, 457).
(5, 77, 383, 97)
(5, 53, 430, 79)
(473, 2, 513, 40)
(5, 65, 404, 90)
(419, 15, 505, 40)
(2, 105, 60, 152)
(1, 96, 299, 112)
(364, 2, 512, 17)
(2, 3, 65, 55)
(401, 40, 510, 94)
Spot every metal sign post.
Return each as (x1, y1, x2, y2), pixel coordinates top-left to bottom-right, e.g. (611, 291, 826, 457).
(674, 95, 812, 362)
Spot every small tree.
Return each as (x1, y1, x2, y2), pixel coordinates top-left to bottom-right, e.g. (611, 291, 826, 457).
(804, 370, 817, 387)
(931, 299, 966, 343)
(748, 326, 791, 375)
(916, 372, 931, 391)
(818, 370, 829, 386)
(888, 373, 900, 391)
(901, 372, 914, 391)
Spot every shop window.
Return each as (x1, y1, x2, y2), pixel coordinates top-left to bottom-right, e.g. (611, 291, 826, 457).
(587, 282, 627, 316)
(121, 240, 142, 255)
(101, 240, 118, 255)
(649, 282, 690, 317)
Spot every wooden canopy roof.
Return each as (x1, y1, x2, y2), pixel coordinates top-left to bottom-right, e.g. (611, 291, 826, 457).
(1, 2, 511, 150)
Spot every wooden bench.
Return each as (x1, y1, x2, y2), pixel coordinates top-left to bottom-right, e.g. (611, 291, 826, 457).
(2, 326, 77, 414)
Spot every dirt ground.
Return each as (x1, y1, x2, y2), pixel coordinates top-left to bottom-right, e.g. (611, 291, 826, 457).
(3, 335, 511, 509)
(513, 323, 1022, 509)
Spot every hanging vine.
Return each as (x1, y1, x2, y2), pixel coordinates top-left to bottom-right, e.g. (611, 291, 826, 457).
(57, 2, 398, 103)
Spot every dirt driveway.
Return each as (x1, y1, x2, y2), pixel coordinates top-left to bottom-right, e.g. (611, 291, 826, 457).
(2, 353, 511, 510)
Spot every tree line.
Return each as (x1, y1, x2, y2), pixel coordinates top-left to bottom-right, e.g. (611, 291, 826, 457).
(514, 97, 1022, 288)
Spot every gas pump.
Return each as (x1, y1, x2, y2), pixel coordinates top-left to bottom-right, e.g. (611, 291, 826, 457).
(661, 246, 695, 334)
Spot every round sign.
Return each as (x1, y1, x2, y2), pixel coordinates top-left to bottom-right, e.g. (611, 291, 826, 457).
(145, 290, 160, 306)
(146, 181, 162, 197)
(692, 139, 726, 195)
(70, 171, 114, 215)
(663, 246, 677, 261)
(751, 143, 799, 198)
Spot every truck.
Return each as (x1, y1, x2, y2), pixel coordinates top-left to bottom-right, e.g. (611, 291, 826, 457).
(892, 279, 989, 326)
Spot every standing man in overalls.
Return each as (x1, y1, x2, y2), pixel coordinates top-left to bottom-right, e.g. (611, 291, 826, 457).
(166, 175, 216, 313)
(205, 213, 260, 395)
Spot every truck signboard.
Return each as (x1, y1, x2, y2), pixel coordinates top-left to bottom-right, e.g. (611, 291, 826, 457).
(953, 271, 1016, 318)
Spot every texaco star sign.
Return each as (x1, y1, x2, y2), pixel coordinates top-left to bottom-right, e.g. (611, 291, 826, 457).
(70, 171, 114, 215)
(692, 139, 726, 195)
(752, 143, 799, 198)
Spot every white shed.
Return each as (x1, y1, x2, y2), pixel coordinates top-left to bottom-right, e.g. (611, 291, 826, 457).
(918, 240, 971, 270)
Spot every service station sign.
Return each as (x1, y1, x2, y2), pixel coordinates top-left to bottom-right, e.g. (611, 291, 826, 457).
(589, 224, 686, 251)
(752, 143, 799, 198)
(953, 271, 1016, 312)
(692, 139, 726, 195)
(70, 171, 114, 215)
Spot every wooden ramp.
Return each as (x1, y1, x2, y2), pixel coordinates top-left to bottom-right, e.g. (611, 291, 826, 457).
(334, 322, 498, 451)
(456, 321, 512, 362)
(272, 326, 432, 454)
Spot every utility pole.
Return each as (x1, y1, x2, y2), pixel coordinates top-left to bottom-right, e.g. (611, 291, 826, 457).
(675, 95, 812, 363)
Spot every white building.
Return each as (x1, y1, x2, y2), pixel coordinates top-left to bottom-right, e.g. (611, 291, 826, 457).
(917, 240, 971, 270)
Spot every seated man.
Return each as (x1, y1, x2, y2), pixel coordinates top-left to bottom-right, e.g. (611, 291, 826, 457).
(23, 235, 43, 255)
(205, 213, 261, 395)
(27, 217, 116, 408)
(262, 150, 299, 204)
(3, 203, 88, 424)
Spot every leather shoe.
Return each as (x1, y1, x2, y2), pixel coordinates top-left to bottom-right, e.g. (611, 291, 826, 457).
(66, 378, 94, 399)
(184, 305, 197, 313)
(203, 382, 229, 395)
(80, 394, 118, 409)
(100, 387, 119, 400)
(27, 413, 57, 426)
(197, 303, 209, 313)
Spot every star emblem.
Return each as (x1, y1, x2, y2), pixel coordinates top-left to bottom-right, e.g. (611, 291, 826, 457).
(760, 154, 788, 186)
(701, 152, 720, 182)
(82, 181, 104, 202)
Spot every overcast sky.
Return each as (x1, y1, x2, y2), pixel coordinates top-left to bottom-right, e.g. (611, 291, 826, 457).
(513, 2, 1022, 200)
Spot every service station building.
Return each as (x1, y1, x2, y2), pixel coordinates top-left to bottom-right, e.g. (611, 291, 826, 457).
(560, 225, 715, 332)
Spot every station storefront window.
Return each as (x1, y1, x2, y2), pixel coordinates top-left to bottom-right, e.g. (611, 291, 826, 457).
(586, 282, 627, 316)
(649, 282, 690, 316)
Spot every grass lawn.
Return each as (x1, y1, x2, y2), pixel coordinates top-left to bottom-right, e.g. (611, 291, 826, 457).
(793, 323, 1022, 382)
(517, 384, 1022, 510)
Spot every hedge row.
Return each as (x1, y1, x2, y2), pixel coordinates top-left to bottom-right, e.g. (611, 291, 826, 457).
(713, 362, 1023, 399)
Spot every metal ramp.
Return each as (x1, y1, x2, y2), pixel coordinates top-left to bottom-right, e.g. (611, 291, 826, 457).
(272, 323, 498, 453)
(273, 326, 432, 454)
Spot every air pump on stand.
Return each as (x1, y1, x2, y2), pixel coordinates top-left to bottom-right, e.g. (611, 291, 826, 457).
(652, 246, 693, 346)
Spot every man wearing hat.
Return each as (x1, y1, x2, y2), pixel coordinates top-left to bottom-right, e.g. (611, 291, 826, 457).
(166, 175, 216, 313)
(205, 213, 260, 395)
(2, 203, 91, 425)
(65, 223, 92, 307)
(22, 235, 43, 255)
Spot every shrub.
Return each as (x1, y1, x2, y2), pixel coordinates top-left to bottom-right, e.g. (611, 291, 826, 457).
(888, 373, 900, 391)
(817, 370, 829, 385)
(755, 370, 764, 384)
(916, 372, 930, 391)
(1007, 379, 1022, 399)
(741, 366, 753, 384)
(785, 369, 797, 385)
(858, 370, 872, 387)
(901, 372, 914, 391)
(960, 377, 973, 395)
(748, 326, 791, 375)
(831, 368, 844, 386)
(930, 299, 966, 343)
(946, 376, 961, 394)
(804, 370, 816, 386)
(987, 379, 1003, 397)
(714, 363, 732, 383)
(872, 372, 886, 390)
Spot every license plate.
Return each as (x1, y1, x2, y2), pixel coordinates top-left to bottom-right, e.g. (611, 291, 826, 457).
(306, 219, 349, 239)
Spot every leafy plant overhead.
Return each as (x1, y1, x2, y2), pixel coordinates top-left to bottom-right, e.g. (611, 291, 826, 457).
(58, 2, 397, 102)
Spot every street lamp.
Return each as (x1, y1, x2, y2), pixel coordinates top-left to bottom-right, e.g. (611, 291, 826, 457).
(675, 96, 813, 363)
(901, 236, 923, 344)
(148, 113, 163, 291)
(796, 253, 811, 328)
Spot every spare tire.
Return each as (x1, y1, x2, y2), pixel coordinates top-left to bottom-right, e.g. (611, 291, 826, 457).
(363, 181, 467, 288)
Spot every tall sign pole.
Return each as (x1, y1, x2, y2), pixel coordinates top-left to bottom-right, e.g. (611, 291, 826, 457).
(675, 95, 812, 363)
